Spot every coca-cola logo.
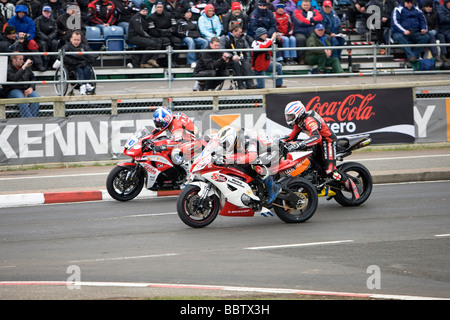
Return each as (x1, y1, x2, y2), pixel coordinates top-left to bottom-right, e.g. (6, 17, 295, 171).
(305, 94, 377, 123)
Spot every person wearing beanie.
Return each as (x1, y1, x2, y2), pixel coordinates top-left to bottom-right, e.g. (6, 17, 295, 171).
(0, 25, 18, 52)
(222, 1, 249, 37)
(251, 27, 285, 88)
(248, 0, 277, 39)
(128, 3, 162, 68)
(305, 23, 344, 73)
(391, 0, 429, 62)
(177, 7, 209, 68)
(198, 4, 222, 41)
(272, 0, 296, 15)
(273, 3, 297, 64)
(437, 0, 450, 61)
(34, 5, 59, 70)
(423, 0, 447, 61)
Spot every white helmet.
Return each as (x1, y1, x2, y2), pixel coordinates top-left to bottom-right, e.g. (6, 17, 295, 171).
(218, 126, 237, 153)
(284, 101, 306, 127)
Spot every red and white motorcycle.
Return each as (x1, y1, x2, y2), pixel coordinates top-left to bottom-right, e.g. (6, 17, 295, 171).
(106, 127, 202, 201)
(177, 137, 318, 228)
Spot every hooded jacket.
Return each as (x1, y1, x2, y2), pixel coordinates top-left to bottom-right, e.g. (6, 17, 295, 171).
(198, 5, 222, 40)
(248, 6, 277, 37)
(7, 5, 36, 39)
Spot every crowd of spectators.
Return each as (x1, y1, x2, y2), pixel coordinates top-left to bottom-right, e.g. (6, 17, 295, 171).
(0, 0, 449, 96)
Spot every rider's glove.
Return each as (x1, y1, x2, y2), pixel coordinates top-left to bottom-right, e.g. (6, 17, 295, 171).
(285, 141, 306, 152)
(214, 156, 226, 165)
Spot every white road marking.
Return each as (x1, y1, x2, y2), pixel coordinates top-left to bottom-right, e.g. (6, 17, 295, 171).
(435, 234, 450, 237)
(244, 240, 354, 250)
(68, 253, 178, 263)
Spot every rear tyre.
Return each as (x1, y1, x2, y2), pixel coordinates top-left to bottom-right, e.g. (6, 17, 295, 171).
(273, 177, 318, 223)
(177, 185, 220, 228)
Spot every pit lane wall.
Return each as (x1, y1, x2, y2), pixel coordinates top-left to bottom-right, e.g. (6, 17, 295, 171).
(1, 83, 449, 166)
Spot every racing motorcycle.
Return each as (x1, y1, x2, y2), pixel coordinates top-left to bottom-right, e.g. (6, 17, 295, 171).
(292, 134, 373, 207)
(106, 127, 202, 201)
(177, 137, 318, 228)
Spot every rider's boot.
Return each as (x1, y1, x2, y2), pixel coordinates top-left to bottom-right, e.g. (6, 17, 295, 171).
(331, 170, 360, 199)
(264, 176, 281, 205)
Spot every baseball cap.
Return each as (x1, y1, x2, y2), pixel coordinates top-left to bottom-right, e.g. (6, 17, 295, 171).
(231, 2, 241, 10)
(43, 5, 52, 12)
(4, 25, 16, 35)
(315, 23, 325, 30)
(323, 0, 332, 6)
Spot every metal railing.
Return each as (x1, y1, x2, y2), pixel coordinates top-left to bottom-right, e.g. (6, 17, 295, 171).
(1, 42, 449, 96)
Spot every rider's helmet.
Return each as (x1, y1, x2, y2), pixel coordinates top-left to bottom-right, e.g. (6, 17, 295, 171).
(284, 101, 306, 127)
(153, 107, 173, 131)
(218, 126, 237, 153)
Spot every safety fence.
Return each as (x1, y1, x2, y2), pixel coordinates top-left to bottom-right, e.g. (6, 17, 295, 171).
(1, 42, 450, 98)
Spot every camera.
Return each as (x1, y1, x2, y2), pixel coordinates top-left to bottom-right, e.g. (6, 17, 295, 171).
(223, 52, 232, 59)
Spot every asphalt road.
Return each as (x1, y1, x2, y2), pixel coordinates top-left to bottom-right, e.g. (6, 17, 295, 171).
(0, 181, 449, 300)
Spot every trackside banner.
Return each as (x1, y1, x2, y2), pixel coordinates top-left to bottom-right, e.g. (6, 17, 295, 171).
(0, 94, 448, 166)
(266, 88, 415, 144)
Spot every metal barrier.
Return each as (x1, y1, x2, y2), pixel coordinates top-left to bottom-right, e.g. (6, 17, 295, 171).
(1, 79, 450, 119)
(1, 42, 450, 96)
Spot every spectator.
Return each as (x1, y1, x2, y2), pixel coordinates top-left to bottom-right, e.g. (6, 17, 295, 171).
(188, 0, 209, 21)
(220, 24, 257, 89)
(347, 0, 370, 31)
(41, 0, 67, 20)
(5, 53, 40, 117)
(248, 0, 277, 39)
(162, 0, 185, 20)
(319, 0, 345, 60)
(148, 1, 183, 66)
(198, 3, 222, 41)
(251, 27, 285, 88)
(273, 3, 297, 64)
(62, 30, 96, 95)
(128, 4, 161, 68)
(142, 0, 157, 17)
(391, 0, 429, 62)
(15, 0, 41, 19)
(207, 0, 231, 19)
(87, 0, 117, 33)
(437, 0, 450, 60)
(8, 5, 46, 71)
(193, 36, 230, 91)
(0, 25, 17, 52)
(1, 0, 16, 21)
(305, 23, 344, 73)
(177, 7, 208, 68)
(366, 0, 395, 55)
(222, 2, 248, 36)
(291, 0, 323, 64)
(272, 0, 296, 15)
(423, 0, 447, 61)
(34, 6, 59, 70)
(56, 2, 87, 45)
(113, 0, 141, 38)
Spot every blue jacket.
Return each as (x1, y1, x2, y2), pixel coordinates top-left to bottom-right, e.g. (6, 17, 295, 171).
(7, 5, 36, 40)
(437, 0, 450, 33)
(198, 9, 223, 41)
(391, 4, 427, 35)
(248, 7, 277, 37)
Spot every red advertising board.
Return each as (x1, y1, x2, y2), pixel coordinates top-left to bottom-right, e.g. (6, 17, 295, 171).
(266, 88, 415, 144)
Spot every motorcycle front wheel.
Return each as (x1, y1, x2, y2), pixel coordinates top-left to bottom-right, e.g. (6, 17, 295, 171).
(177, 185, 220, 228)
(273, 177, 318, 223)
(334, 162, 372, 207)
(106, 165, 144, 201)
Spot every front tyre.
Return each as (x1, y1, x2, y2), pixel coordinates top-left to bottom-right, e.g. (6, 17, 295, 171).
(334, 162, 372, 207)
(106, 165, 144, 201)
(273, 177, 318, 223)
(177, 185, 220, 228)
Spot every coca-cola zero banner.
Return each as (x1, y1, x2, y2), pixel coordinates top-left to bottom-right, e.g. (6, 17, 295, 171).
(266, 88, 415, 144)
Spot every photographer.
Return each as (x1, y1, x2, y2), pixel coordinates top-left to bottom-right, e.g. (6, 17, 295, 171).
(193, 36, 231, 91)
(5, 53, 40, 117)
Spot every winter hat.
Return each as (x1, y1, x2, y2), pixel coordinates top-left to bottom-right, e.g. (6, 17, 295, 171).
(231, 2, 241, 10)
(139, 3, 148, 10)
(276, 3, 285, 9)
(204, 4, 215, 12)
(255, 27, 267, 38)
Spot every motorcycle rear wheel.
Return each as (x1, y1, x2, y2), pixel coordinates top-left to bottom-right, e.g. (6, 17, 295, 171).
(177, 185, 220, 228)
(106, 165, 144, 201)
(273, 178, 318, 223)
(334, 162, 372, 207)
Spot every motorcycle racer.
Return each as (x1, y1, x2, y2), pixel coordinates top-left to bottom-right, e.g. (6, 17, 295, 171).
(217, 126, 281, 205)
(283, 100, 360, 199)
(151, 107, 198, 142)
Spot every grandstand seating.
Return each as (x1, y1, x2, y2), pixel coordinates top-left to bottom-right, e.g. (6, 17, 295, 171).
(85, 26, 104, 51)
(103, 26, 126, 52)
